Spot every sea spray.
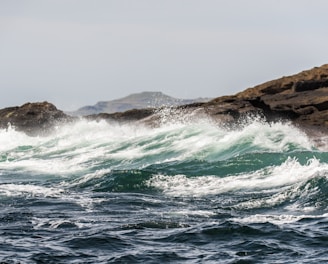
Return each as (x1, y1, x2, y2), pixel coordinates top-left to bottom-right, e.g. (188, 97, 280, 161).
(0, 117, 328, 263)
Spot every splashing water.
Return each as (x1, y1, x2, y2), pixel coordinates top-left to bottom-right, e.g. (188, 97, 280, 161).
(0, 116, 328, 263)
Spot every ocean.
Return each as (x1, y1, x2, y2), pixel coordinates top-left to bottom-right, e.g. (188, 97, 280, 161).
(0, 113, 328, 263)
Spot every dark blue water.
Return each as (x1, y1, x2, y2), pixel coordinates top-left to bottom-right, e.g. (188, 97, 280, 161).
(0, 119, 328, 263)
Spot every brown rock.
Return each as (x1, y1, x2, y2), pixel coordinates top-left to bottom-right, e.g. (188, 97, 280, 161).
(0, 102, 72, 136)
(92, 64, 328, 131)
(1, 64, 327, 137)
(85, 108, 155, 123)
(204, 64, 328, 129)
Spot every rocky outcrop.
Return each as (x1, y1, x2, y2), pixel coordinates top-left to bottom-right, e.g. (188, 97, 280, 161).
(85, 108, 155, 123)
(204, 64, 328, 131)
(0, 65, 327, 136)
(0, 102, 73, 136)
(106, 65, 327, 131)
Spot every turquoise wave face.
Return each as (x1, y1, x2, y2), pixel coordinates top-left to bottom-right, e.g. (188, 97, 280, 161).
(0, 118, 327, 210)
(0, 118, 318, 167)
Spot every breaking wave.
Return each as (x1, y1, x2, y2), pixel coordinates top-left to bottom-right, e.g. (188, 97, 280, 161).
(0, 115, 328, 263)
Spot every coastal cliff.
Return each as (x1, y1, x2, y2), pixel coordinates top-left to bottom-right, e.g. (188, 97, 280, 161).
(0, 64, 328, 136)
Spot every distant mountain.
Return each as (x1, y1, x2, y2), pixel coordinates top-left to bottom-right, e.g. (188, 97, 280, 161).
(70, 91, 211, 116)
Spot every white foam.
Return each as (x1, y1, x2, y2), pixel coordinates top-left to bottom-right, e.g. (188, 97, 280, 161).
(249, 121, 313, 151)
(0, 118, 321, 179)
(232, 213, 328, 225)
(32, 217, 92, 230)
(169, 209, 216, 218)
(0, 126, 44, 151)
(0, 183, 65, 197)
(146, 157, 328, 198)
(68, 168, 112, 186)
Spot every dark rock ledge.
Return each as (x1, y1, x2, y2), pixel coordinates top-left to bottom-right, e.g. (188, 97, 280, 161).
(204, 64, 328, 131)
(1, 64, 328, 140)
(0, 102, 74, 136)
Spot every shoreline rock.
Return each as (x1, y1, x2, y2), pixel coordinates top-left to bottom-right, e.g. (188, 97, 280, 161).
(0, 65, 327, 139)
(203, 65, 328, 129)
(0, 102, 74, 136)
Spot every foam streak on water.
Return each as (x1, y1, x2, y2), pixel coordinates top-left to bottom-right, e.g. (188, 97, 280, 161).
(0, 117, 327, 263)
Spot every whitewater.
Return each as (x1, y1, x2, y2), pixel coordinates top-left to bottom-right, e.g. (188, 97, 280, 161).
(0, 115, 328, 263)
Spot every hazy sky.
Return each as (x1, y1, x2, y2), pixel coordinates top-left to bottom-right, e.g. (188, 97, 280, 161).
(1, 0, 328, 110)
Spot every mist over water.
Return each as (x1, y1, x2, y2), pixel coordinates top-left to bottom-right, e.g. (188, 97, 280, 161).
(0, 115, 328, 263)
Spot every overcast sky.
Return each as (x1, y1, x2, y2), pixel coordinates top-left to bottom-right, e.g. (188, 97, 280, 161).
(1, 0, 328, 110)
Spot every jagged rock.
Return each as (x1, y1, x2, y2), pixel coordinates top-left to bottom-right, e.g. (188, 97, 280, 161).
(0, 102, 73, 136)
(203, 64, 328, 130)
